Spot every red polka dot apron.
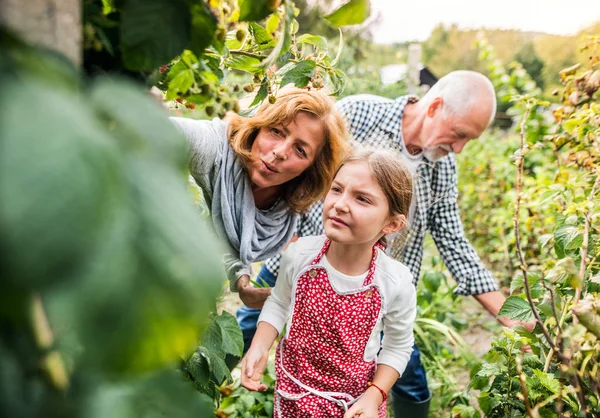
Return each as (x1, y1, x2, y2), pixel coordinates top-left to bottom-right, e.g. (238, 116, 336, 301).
(274, 239, 386, 418)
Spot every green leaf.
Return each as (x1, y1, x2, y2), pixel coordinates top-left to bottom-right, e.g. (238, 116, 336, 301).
(249, 22, 274, 48)
(198, 346, 232, 385)
(189, 2, 218, 56)
(249, 80, 268, 107)
(538, 234, 553, 249)
(476, 361, 506, 378)
(238, 0, 275, 22)
(121, 0, 190, 71)
(266, 13, 280, 34)
(227, 54, 262, 73)
(280, 60, 316, 88)
(509, 271, 541, 295)
(0, 79, 122, 290)
(260, 0, 293, 68)
(532, 369, 560, 393)
(323, 0, 370, 28)
(452, 404, 480, 418)
(554, 224, 583, 257)
(201, 317, 225, 358)
(327, 68, 347, 96)
(215, 311, 244, 358)
(498, 296, 536, 322)
(296, 34, 328, 52)
(186, 351, 211, 385)
(422, 271, 443, 292)
(88, 369, 213, 418)
(167, 68, 194, 99)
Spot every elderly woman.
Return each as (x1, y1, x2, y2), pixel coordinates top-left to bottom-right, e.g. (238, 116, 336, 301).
(171, 88, 349, 307)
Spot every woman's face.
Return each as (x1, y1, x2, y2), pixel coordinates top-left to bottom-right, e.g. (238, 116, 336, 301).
(249, 112, 325, 191)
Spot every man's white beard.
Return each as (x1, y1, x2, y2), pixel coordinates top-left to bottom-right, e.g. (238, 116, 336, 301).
(423, 145, 453, 162)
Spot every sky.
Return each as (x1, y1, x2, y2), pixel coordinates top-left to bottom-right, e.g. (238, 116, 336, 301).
(368, 0, 600, 44)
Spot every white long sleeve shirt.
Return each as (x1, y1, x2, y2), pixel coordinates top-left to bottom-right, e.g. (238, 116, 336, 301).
(258, 235, 417, 376)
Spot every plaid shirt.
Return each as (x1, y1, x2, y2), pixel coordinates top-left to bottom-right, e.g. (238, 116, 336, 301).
(264, 95, 499, 296)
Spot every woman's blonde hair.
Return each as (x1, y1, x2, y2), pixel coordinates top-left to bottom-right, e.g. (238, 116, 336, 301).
(227, 88, 350, 213)
(335, 148, 413, 246)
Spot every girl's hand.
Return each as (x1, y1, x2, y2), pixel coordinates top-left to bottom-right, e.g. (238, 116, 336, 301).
(343, 386, 383, 418)
(240, 346, 269, 392)
(237, 275, 271, 309)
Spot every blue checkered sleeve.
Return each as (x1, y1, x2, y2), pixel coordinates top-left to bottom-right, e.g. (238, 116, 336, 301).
(426, 155, 499, 295)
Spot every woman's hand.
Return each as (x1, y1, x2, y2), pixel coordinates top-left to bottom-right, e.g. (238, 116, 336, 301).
(240, 346, 269, 392)
(343, 386, 382, 418)
(237, 275, 271, 309)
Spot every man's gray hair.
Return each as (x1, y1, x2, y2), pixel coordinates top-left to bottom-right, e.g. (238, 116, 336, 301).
(422, 70, 497, 126)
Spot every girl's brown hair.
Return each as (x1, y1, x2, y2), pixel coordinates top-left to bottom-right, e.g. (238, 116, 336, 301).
(227, 87, 350, 213)
(335, 148, 413, 246)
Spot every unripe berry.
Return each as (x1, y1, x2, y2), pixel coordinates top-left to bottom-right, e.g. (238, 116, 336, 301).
(205, 105, 215, 116)
(216, 28, 226, 42)
(266, 0, 282, 11)
(268, 95, 276, 104)
(236, 28, 247, 43)
(243, 83, 254, 93)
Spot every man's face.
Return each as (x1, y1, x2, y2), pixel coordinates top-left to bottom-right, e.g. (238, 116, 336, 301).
(420, 100, 491, 161)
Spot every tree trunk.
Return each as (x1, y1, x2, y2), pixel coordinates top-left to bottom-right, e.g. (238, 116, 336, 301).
(0, 0, 81, 67)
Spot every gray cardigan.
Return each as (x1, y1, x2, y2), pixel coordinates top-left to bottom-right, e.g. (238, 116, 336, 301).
(171, 117, 298, 292)
(171, 117, 251, 289)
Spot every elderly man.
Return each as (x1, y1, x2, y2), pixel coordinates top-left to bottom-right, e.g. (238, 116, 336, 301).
(237, 70, 516, 417)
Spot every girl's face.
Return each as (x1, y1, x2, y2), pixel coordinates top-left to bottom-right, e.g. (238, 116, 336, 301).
(248, 112, 325, 192)
(323, 161, 404, 246)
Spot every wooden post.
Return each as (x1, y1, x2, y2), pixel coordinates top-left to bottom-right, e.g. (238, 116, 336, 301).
(407, 43, 422, 95)
(0, 0, 81, 66)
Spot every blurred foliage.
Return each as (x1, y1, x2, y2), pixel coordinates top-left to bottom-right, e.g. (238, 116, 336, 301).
(0, 26, 225, 417)
(217, 358, 277, 418)
(422, 22, 600, 98)
(413, 253, 482, 418)
(83, 0, 372, 117)
(464, 36, 600, 417)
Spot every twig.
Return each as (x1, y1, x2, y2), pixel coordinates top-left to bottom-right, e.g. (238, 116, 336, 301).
(514, 104, 562, 358)
(228, 50, 266, 60)
(576, 176, 600, 303)
(516, 356, 536, 418)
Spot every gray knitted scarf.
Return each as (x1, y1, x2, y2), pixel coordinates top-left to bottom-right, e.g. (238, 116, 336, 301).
(211, 139, 299, 265)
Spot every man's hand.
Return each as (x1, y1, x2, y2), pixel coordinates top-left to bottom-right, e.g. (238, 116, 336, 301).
(237, 275, 271, 309)
(343, 386, 383, 418)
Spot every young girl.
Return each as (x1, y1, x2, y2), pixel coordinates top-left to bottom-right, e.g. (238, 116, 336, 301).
(240, 149, 417, 418)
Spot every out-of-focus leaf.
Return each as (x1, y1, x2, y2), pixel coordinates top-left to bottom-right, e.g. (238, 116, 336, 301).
(323, 0, 370, 28)
(422, 272, 443, 293)
(189, 2, 217, 56)
(248, 22, 274, 49)
(238, 0, 275, 22)
(227, 54, 262, 73)
(296, 34, 327, 52)
(260, 0, 293, 69)
(121, 0, 190, 71)
(86, 369, 213, 418)
(0, 79, 123, 290)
